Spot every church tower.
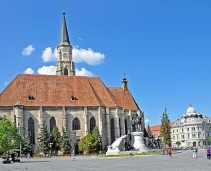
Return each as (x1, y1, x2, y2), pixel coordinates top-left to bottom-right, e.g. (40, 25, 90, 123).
(56, 11, 75, 76)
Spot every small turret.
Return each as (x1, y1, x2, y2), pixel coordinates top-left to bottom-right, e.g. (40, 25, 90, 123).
(122, 75, 128, 92)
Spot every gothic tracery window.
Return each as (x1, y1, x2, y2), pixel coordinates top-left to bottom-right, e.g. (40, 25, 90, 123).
(72, 117, 80, 130)
(28, 117, 35, 144)
(110, 118, 115, 144)
(90, 117, 96, 132)
(124, 119, 128, 135)
(119, 118, 121, 137)
(50, 117, 56, 132)
(64, 68, 68, 75)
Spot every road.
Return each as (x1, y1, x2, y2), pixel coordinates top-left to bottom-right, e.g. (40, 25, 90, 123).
(0, 150, 210, 171)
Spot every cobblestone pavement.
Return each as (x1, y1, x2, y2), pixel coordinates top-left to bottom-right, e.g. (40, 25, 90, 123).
(1, 150, 211, 171)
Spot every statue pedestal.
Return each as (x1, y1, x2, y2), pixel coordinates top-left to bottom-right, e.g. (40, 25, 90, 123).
(106, 145, 120, 155)
(131, 132, 148, 152)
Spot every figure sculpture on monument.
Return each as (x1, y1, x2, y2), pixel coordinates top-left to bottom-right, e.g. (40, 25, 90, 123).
(130, 111, 142, 132)
(106, 111, 148, 155)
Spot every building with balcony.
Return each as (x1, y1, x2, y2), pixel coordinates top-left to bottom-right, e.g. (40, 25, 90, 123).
(171, 105, 211, 148)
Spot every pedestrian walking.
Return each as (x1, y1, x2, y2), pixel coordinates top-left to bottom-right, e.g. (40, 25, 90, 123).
(71, 149, 76, 161)
(129, 152, 133, 158)
(206, 147, 210, 159)
(168, 147, 172, 158)
(192, 147, 197, 158)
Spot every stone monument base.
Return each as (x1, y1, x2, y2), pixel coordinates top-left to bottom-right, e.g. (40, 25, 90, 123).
(131, 131, 148, 152)
(106, 132, 148, 155)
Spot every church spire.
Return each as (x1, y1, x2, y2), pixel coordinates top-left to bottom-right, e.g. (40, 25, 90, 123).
(56, 11, 75, 76)
(60, 10, 71, 46)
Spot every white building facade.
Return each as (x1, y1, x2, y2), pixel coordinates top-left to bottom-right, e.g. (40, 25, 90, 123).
(171, 105, 211, 148)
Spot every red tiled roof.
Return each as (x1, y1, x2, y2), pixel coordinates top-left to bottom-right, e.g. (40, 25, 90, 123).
(147, 122, 174, 136)
(0, 74, 140, 110)
(108, 88, 140, 110)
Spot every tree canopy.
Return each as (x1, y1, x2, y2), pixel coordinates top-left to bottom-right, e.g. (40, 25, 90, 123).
(22, 132, 34, 155)
(147, 124, 153, 137)
(79, 133, 99, 153)
(176, 141, 181, 147)
(37, 125, 51, 154)
(0, 117, 21, 153)
(160, 108, 171, 147)
(60, 127, 72, 154)
(51, 126, 61, 153)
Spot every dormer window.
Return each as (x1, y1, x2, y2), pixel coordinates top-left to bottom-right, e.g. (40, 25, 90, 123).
(71, 95, 78, 101)
(28, 94, 35, 100)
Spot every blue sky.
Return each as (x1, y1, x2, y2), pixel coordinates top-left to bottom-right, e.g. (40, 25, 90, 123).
(1, 1, 211, 126)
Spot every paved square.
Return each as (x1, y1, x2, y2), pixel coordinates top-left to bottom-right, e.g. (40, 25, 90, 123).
(1, 150, 211, 171)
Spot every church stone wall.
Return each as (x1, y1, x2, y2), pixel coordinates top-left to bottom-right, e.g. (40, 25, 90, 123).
(0, 108, 13, 120)
(23, 108, 40, 145)
(66, 107, 86, 143)
(43, 108, 63, 132)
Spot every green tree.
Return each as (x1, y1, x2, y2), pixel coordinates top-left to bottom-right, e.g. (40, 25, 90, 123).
(176, 141, 181, 147)
(160, 108, 171, 147)
(60, 127, 72, 154)
(37, 125, 51, 154)
(147, 124, 153, 137)
(22, 132, 34, 155)
(91, 126, 100, 151)
(79, 133, 99, 153)
(91, 126, 100, 140)
(51, 126, 61, 153)
(0, 117, 21, 154)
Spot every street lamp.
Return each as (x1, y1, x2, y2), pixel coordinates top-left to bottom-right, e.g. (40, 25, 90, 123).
(17, 123, 22, 158)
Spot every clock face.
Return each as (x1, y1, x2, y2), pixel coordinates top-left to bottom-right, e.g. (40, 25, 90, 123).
(63, 53, 68, 57)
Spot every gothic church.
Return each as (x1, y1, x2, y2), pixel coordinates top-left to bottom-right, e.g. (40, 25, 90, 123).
(0, 12, 145, 153)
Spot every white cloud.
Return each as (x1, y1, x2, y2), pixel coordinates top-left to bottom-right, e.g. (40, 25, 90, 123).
(75, 68, 94, 77)
(24, 68, 34, 74)
(4, 82, 8, 85)
(22, 45, 35, 56)
(37, 66, 56, 75)
(41, 47, 57, 62)
(41, 47, 105, 66)
(77, 37, 84, 41)
(73, 48, 105, 65)
(145, 119, 150, 124)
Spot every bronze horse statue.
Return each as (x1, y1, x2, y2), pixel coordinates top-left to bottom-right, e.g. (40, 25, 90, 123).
(130, 112, 142, 132)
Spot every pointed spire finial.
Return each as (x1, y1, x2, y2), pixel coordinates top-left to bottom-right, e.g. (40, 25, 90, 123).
(59, 9, 70, 46)
(123, 73, 126, 81)
(63, 7, 65, 15)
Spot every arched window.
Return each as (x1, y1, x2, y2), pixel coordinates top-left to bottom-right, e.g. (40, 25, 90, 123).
(14, 115, 16, 123)
(110, 118, 115, 144)
(72, 117, 80, 130)
(90, 117, 96, 132)
(50, 117, 56, 132)
(28, 118, 35, 144)
(64, 68, 68, 75)
(125, 119, 128, 135)
(119, 118, 121, 137)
